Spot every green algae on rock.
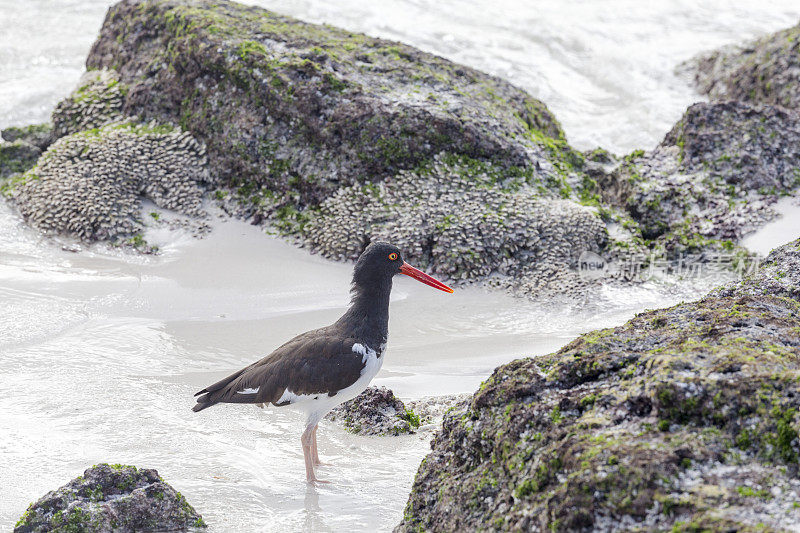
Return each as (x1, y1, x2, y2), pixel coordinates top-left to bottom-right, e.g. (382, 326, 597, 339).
(0, 140, 41, 180)
(685, 21, 800, 110)
(326, 386, 422, 436)
(85, 0, 574, 213)
(397, 237, 800, 532)
(14, 463, 206, 532)
(0, 123, 52, 180)
(1, 123, 53, 151)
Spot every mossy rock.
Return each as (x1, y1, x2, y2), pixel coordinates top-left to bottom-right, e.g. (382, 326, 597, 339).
(604, 101, 800, 251)
(326, 386, 420, 436)
(14, 463, 206, 532)
(1, 123, 53, 151)
(398, 237, 800, 532)
(85, 0, 576, 215)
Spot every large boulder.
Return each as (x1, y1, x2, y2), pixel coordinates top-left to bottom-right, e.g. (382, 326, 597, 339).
(14, 463, 206, 532)
(1, 0, 616, 297)
(686, 22, 800, 110)
(398, 237, 800, 532)
(85, 0, 575, 215)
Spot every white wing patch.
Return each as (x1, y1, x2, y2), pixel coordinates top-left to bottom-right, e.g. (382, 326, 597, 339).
(237, 387, 259, 395)
(352, 342, 377, 362)
(277, 388, 315, 405)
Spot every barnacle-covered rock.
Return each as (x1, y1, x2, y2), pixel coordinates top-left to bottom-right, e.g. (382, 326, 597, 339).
(398, 237, 800, 532)
(303, 154, 607, 296)
(52, 69, 125, 137)
(609, 101, 800, 253)
(25, 0, 607, 288)
(14, 463, 205, 532)
(3, 122, 211, 242)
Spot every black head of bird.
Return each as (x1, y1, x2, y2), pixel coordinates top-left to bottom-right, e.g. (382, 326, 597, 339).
(193, 241, 453, 483)
(350, 241, 452, 302)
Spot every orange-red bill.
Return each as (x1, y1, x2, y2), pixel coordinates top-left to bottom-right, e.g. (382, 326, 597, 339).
(399, 262, 454, 293)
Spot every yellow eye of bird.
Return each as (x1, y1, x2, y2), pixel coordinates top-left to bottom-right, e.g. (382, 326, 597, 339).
(389, 252, 398, 261)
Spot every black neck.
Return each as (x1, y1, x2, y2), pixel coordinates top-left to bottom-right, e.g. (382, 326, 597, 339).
(335, 279, 392, 349)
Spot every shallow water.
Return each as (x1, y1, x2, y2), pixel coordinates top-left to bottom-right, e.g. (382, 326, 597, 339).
(0, 202, 712, 531)
(2, 1, 800, 531)
(742, 196, 800, 257)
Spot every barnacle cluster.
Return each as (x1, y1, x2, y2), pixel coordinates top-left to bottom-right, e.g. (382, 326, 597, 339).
(303, 154, 608, 292)
(4, 122, 211, 242)
(52, 69, 125, 137)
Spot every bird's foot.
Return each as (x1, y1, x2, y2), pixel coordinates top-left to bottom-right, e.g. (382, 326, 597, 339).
(307, 476, 331, 485)
(313, 459, 330, 467)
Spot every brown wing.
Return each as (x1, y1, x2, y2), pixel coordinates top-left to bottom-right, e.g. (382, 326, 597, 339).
(192, 329, 366, 412)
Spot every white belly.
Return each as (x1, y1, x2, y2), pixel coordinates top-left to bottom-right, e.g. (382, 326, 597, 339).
(276, 342, 384, 427)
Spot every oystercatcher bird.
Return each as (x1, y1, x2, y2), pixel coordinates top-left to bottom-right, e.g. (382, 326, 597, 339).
(192, 242, 453, 483)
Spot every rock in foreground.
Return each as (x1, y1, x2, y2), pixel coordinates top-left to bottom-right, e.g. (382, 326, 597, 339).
(398, 238, 800, 532)
(326, 386, 420, 436)
(14, 463, 206, 532)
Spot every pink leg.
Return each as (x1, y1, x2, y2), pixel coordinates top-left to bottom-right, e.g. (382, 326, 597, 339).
(311, 425, 328, 466)
(302, 425, 329, 484)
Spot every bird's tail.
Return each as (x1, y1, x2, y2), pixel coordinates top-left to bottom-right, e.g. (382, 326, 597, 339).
(191, 366, 250, 412)
(191, 399, 214, 412)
